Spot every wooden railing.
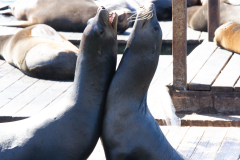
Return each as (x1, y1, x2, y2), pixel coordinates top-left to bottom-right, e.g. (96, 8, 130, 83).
(172, 0, 220, 90)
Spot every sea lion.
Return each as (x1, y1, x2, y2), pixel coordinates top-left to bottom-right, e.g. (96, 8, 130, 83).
(0, 24, 78, 80)
(214, 21, 240, 54)
(101, 3, 185, 160)
(188, 0, 240, 31)
(0, 0, 129, 33)
(0, 6, 118, 160)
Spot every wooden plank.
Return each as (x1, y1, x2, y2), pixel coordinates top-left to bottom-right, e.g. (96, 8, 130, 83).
(187, 42, 218, 88)
(212, 53, 240, 92)
(172, 0, 187, 90)
(160, 126, 171, 136)
(165, 126, 189, 149)
(0, 80, 55, 115)
(190, 127, 228, 160)
(58, 31, 73, 39)
(189, 48, 232, 91)
(0, 76, 38, 108)
(0, 62, 15, 79)
(0, 68, 24, 92)
(199, 31, 208, 41)
(13, 81, 73, 117)
(187, 28, 201, 43)
(177, 127, 206, 159)
(214, 127, 240, 160)
(159, 21, 172, 41)
(151, 55, 173, 85)
(0, 26, 18, 35)
(208, 0, 220, 42)
(68, 32, 82, 44)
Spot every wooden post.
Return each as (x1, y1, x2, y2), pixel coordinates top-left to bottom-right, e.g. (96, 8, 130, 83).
(172, 0, 187, 90)
(208, 0, 220, 42)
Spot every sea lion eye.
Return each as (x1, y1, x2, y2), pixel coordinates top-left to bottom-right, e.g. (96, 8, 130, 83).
(154, 24, 159, 31)
(97, 29, 104, 35)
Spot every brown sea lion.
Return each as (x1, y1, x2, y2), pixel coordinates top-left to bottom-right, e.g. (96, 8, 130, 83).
(0, 6, 118, 160)
(214, 21, 240, 54)
(101, 3, 186, 160)
(188, 0, 240, 31)
(0, 24, 78, 80)
(0, 0, 129, 33)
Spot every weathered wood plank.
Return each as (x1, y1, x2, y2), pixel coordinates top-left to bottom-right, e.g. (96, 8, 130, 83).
(0, 62, 15, 79)
(212, 53, 240, 92)
(0, 80, 55, 115)
(58, 31, 73, 39)
(170, 88, 240, 114)
(189, 48, 232, 91)
(0, 68, 24, 92)
(187, 41, 218, 88)
(172, 0, 187, 90)
(190, 127, 228, 160)
(68, 32, 82, 44)
(159, 21, 172, 41)
(177, 127, 206, 159)
(187, 28, 201, 43)
(199, 31, 208, 41)
(214, 127, 240, 160)
(166, 126, 189, 149)
(13, 81, 73, 117)
(0, 76, 38, 108)
(160, 126, 171, 136)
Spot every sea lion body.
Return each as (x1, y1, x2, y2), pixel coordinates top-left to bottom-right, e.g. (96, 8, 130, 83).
(0, 7, 118, 160)
(188, 0, 240, 31)
(0, 24, 78, 80)
(101, 3, 185, 160)
(0, 0, 129, 33)
(214, 22, 240, 54)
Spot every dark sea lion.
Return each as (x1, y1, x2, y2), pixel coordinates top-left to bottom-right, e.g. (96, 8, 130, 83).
(0, 24, 78, 80)
(0, 0, 129, 33)
(188, 0, 240, 31)
(0, 6, 118, 160)
(101, 3, 185, 160)
(214, 21, 240, 54)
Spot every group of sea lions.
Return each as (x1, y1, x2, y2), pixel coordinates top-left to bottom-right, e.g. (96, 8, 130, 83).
(187, 0, 240, 54)
(0, 0, 202, 80)
(0, 3, 186, 160)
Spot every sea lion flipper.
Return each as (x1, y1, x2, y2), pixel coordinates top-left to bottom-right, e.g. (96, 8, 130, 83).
(0, 20, 36, 27)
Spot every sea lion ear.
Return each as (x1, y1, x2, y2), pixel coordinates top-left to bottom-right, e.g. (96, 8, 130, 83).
(31, 24, 64, 42)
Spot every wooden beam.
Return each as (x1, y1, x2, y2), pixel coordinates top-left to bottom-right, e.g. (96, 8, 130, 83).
(208, 0, 220, 42)
(172, 0, 187, 90)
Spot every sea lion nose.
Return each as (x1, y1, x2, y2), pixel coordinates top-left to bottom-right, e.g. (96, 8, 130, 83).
(101, 6, 106, 10)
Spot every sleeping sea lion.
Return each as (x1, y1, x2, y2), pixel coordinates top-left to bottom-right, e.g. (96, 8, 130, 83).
(0, 0, 129, 33)
(0, 6, 118, 160)
(0, 24, 78, 80)
(101, 3, 186, 160)
(188, 0, 240, 31)
(214, 21, 240, 54)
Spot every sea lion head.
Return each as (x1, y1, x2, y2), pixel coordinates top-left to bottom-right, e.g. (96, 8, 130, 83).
(127, 3, 162, 55)
(80, 6, 118, 58)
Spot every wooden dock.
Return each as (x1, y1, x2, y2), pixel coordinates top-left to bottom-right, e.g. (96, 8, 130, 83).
(88, 126, 240, 160)
(0, 15, 207, 45)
